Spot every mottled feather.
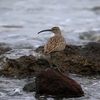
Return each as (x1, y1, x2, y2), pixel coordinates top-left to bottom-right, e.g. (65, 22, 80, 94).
(44, 35, 66, 54)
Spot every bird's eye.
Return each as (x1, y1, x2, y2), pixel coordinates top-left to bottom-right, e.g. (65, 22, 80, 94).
(54, 28, 57, 30)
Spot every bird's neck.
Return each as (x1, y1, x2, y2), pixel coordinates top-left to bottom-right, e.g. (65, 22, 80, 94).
(54, 31, 62, 36)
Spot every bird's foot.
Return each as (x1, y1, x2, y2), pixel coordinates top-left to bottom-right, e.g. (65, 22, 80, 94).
(50, 64, 62, 73)
(55, 66, 62, 73)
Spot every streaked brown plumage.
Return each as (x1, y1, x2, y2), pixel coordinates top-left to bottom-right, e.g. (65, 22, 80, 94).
(38, 26, 66, 54)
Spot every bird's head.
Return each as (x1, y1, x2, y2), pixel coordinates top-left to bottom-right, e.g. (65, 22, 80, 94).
(38, 26, 61, 35)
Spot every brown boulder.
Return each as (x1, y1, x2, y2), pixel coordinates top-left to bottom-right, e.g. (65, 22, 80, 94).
(35, 68, 84, 97)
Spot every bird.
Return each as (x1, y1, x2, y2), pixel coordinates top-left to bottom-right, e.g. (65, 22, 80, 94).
(38, 26, 66, 69)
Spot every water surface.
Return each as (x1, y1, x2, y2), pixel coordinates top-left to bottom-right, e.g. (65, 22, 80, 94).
(0, 0, 100, 100)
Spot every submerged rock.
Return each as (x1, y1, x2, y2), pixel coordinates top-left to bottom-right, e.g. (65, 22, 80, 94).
(0, 42, 100, 77)
(35, 68, 84, 97)
(23, 81, 36, 92)
(0, 43, 11, 55)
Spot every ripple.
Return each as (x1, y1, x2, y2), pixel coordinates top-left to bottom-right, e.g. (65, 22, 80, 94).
(1, 25, 23, 28)
(91, 6, 100, 15)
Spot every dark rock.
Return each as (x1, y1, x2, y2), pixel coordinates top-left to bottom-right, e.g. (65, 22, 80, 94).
(35, 68, 84, 97)
(23, 81, 36, 92)
(0, 43, 11, 55)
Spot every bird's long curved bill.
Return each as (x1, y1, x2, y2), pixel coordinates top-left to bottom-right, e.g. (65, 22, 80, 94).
(38, 29, 51, 34)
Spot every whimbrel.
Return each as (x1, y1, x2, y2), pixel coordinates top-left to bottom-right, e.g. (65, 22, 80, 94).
(38, 26, 66, 69)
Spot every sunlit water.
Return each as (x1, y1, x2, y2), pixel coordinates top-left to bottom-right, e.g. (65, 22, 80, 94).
(0, 0, 100, 99)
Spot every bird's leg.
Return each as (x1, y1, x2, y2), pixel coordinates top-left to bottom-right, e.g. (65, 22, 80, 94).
(55, 52, 62, 72)
(48, 54, 52, 67)
(48, 54, 53, 67)
(45, 53, 53, 67)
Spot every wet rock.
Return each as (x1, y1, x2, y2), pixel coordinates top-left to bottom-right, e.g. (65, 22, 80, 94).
(0, 42, 100, 77)
(23, 81, 36, 92)
(35, 68, 84, 97)
(35, 42, 100, 76)
(0, 55, 49, 78)
(0, 43, 11, 68)
(90, 34, 100, 42)
(0, 43, 11, 55)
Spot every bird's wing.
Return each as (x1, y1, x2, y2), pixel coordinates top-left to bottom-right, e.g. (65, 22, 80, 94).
(44, 36, 66, 53)
(44, 37, 56, 53)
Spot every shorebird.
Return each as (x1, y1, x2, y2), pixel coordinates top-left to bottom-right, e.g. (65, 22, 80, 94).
(38, 26, 66, 69)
